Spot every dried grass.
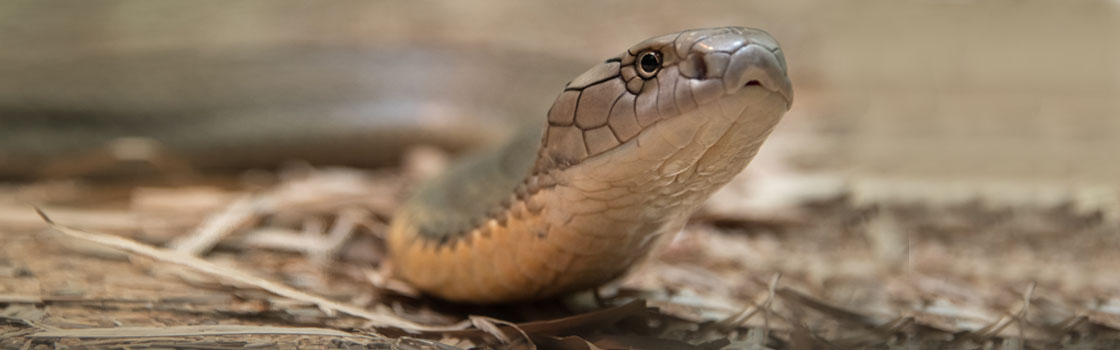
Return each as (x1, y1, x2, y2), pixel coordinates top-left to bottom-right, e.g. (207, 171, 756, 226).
(1, 164, 1119, 349)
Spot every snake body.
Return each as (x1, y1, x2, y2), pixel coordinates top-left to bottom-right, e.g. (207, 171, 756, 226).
(387, 27, 792, 303)
(0, 47, 579, 179)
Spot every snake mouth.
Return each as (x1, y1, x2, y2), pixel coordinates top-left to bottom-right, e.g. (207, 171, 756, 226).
(722, 43, 794, 110)
(742, 78, 793, 109)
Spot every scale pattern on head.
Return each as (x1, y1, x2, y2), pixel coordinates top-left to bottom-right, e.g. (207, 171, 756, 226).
(534, 26, 790, 174)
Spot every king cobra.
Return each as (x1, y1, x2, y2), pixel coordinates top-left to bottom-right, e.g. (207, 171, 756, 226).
(387, 27, 792, 303)
(0, 26, 791, 304)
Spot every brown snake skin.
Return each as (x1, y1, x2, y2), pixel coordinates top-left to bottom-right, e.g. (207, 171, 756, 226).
(387, 27, 793, 303)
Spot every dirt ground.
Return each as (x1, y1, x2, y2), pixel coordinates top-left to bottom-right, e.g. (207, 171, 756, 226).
(2, 1, 1119, 349)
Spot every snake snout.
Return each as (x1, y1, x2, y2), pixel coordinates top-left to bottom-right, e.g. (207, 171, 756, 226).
(723, 43, 794, 109)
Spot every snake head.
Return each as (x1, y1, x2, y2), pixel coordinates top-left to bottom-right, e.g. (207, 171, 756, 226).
(537, 26, 792, 177)
(619, 26, 792, 108)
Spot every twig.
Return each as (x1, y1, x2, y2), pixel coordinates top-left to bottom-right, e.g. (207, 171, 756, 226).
(29, 325, 375, 339)
(169, 195, 262, 256)
(35, 207, 464, 333)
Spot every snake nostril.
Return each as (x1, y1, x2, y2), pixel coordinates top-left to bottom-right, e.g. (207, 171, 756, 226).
(744, 80, 762, 87)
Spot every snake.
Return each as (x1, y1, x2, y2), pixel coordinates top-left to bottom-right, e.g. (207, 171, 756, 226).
(0, 26, 791, 304)
(386, 27, 792, 303)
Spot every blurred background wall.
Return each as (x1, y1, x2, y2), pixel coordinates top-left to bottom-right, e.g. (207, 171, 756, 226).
(1, 0, 1117, 186)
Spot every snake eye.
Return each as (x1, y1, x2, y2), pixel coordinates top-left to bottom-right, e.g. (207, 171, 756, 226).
(636, 50, 662, 79)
